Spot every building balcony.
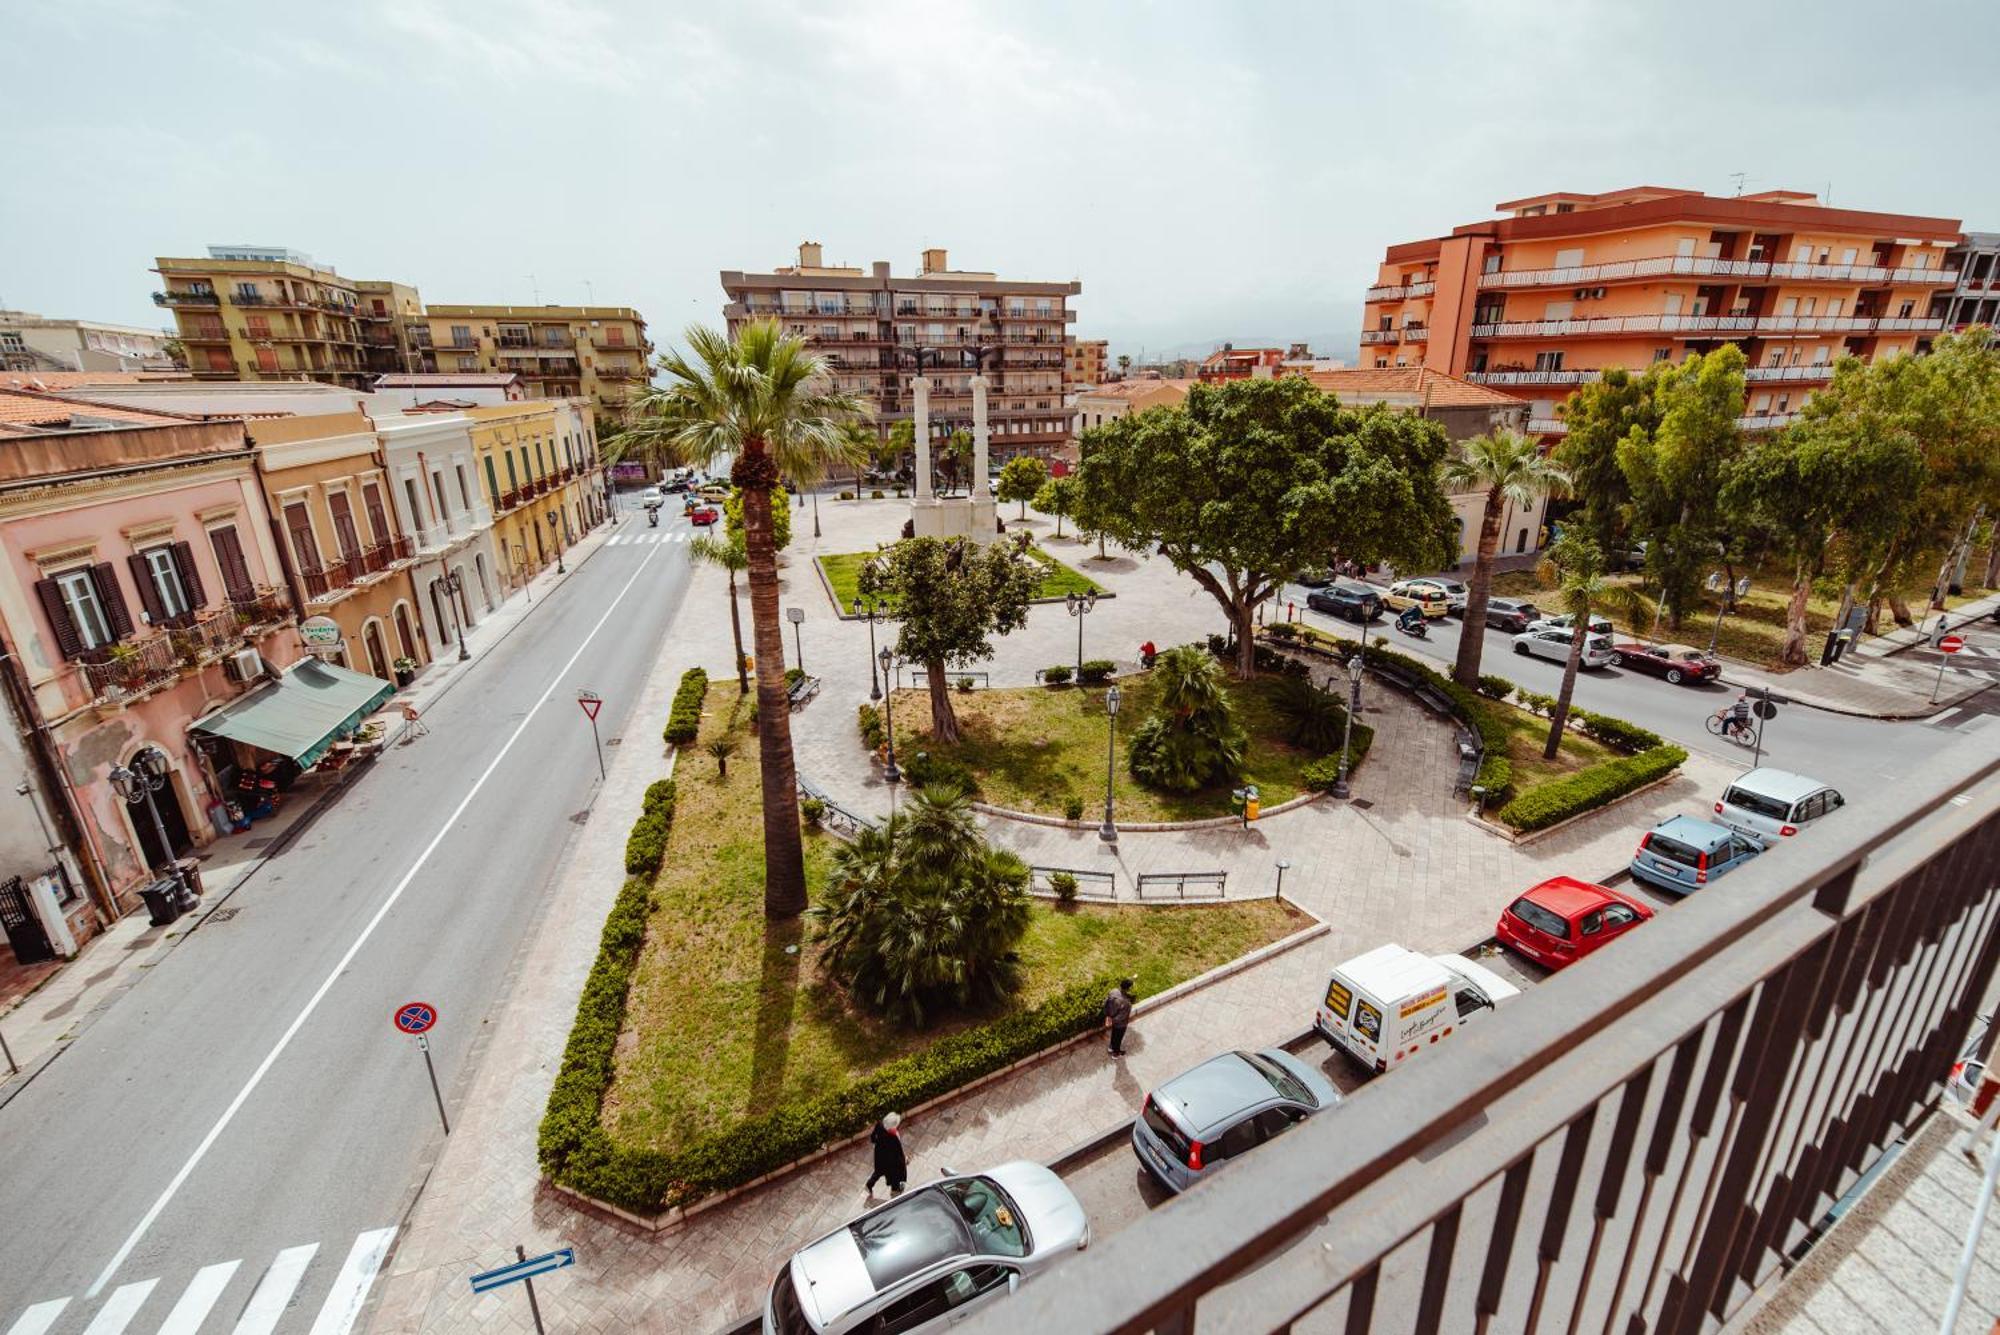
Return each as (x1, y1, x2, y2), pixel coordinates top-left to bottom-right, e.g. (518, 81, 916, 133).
(496, 335, 533, 349)
(1531, 408, 1804, 436)
(1469, 314, 1943, 339)
(1745, 363, 1835, 382)
(179, 329, 230, 344)
(78, 606, 253, 701)
(154, 289, 221, 307)
(1467, 368, 1602, 386)
(1359, 329, 1400, 345)
(1478, 253, 1963, 292)
(594, 366, 646, 380)
(1400, 325, 1429, 341)
(1364, 280, 1437, 302)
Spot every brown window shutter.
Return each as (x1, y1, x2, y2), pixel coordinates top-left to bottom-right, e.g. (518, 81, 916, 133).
(209, 526, 253, 601)
(126, 553, 166, 625)
(34, 578, 84, 660)
(170, 541, 207, 609)
(93, 563, 134, 639)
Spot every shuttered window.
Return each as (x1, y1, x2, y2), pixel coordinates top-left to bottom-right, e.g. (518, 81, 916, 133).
(208, 525, 254, 601)
(362, 482, 391, 544)
(128, 547, 191, 624)
(35, 565, 134, 658)
(485, 456, 501, 507)
(285, 501, 320, 571)
(328, 491, 362, 558)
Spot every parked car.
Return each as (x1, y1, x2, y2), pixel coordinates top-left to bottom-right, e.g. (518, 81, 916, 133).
(1611, 641, 1721, 685)
(690, 505, 720, 526)
(699, 482, 732, 501)
(1306, 581, 1382, 623)
(1526, 612, 1614, 637)
(763, 1161, 1088, 1334)
(663, 478, 691, 495)
(1714, 768, 1845, 844)
(1511, 628, 1618, 669)
(1951, 1015, 1991, 1107)
(1315, 944, 1520, 1073)
(1483, 597, 1542, 634)
(1628, 815, 1764, 894)
(1381, 580, 1451, 618)
(1292, 567, 1334, 588)
(1131, 1049, 1339, 1194)
(1496, 876, 1654, 971)
(1405, 577, 1468, 615)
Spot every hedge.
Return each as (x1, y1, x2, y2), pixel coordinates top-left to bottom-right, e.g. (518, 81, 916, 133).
(624, 780, 678, 875)
(858, 703, 884, 750)
(1476, 673, 1517, 701)
(1494, 745, 1688, 832)
(1300, 716, 1375, 791)
(1041, 664, 1073, 684)
(541, 972, 1115, 1214)
(1078, 658, 1116, 684)
(1570, 709, 1663, 755)
(663, 668, 709, 745)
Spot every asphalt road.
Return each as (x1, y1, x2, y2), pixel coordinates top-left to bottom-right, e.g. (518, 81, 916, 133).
(0, 510, 694, 1334)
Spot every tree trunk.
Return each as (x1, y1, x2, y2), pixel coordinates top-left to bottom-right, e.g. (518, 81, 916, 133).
(1781, 570, 1812, 666)
(1864, 593, 1884, 636)
(1055, 512, 1065, 538)
(727, 570, 748, 692)
(1453, 488, 1506, 688)
(1721, 559, 1739, 612)
(1888, 591, 1914, 627)
(1098, 533, 1107, 558)
(1986, 541, 2000, 590)
(925, 657, 960, 743)
(1544, 630, 1585, 761)
(1236, 601, 1257, 678)
(737, 448, 807, 918)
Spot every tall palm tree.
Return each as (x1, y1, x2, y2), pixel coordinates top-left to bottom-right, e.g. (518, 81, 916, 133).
(620, 321, 867, 918)
(1538, 535, 1607, 761)
(688, 532, 750, 692)
(1442, 429, 1570, 689)
(837, 420, 878, 497)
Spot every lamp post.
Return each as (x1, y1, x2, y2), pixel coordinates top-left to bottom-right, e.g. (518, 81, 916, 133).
(1099, 684, 1121, 842)
(1706, 572, 1751, 657)
(1275, 859, 1291, 900)
(786, 606, 806, 672)
(877, 648, 901, 783)
(1066, 590, 1099, 679)
(110, 749, 195, 910)
(440, 570, 471, 662)
(547, 512, 565, 574)
(1333, 654, 1364, 799)
(854, 596, 888, 701)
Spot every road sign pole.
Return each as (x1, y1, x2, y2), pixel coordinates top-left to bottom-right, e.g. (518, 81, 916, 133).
(1931, 634, 1964, 703)
(517, 1246, 547, 1335)
(419, 1034, 450, 1135)
(589, 715, 605, 780)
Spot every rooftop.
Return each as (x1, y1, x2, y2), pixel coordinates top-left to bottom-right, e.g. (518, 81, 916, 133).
(0, 388, 195, 436)
(0, 370, 187, 393)
(1076, 378, 1196, 400)
(1303, 367, 1525, 409)
(372, 373, 522, 388)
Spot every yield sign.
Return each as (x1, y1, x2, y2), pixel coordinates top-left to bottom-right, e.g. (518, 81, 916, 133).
(577, 689, 603, 720)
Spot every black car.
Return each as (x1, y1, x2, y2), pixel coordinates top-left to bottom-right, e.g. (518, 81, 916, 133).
(1484, 597, 1542, 633)
(1292, 568, 1334, 588)
(1307, 581, 1382, 623)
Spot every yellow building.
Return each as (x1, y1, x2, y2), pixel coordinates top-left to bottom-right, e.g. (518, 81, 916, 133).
(354, 279, 433, 378)
(1066, 337, 1109, 386)
(465, 400, 605, 589)
(426, 306, 652, 426)
(153, 246, 371, 389)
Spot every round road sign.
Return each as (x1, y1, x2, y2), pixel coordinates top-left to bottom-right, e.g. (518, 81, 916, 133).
(1753, 700, 1778, 720)
(394, 1001, 438, 1035)
(1940, 634, 1966, 655)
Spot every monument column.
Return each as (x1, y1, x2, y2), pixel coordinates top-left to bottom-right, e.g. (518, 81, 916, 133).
(970, 374, 992, 500)
(912, 375, 934, 502)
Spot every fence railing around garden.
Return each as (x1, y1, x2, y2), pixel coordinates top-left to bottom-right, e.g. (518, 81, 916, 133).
(910, 668, 990, 690)
(1135, 870, 1228, 901)
(1028, 865, 1118, 901)
(798, 776, 878, 839)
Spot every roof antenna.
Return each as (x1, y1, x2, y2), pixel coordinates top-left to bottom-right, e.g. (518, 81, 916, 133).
(1823, 181, 1832, 206)
(1728, 172, 1748, 197)
(526, 273, 541, 304)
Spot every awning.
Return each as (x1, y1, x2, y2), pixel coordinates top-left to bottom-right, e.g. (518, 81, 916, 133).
(190, 658, 395, 768)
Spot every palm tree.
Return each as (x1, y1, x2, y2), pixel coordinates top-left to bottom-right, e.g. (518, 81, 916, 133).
(688, 532, 750, 692)
(1538, 535, 1607, 760)
(1442, 429, 1570, 690)
(620, 321, 868, 918)
(705, 737, 737, 779)
(837, 419, 877, 497)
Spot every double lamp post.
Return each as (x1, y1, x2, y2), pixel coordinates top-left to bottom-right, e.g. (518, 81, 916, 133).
(110, 749, 197, 911)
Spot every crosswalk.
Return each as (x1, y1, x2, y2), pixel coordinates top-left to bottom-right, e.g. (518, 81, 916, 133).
(5, 1228, 394, 1335)
(605, 531, 692, 545)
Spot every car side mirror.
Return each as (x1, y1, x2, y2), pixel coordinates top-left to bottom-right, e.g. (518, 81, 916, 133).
(940, 1166, 958, 1178)
(1008, 1272, 1020, 1295)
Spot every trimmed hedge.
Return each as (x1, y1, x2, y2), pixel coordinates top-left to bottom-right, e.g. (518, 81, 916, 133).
(1300, 716, 1375, 791)
(1476, 673, 1517, 701)
(1078, 658, 1115, 684)
(1041, 664, 1073, 684)
(1570, 709, 1663, 755)
(1495, 745, 1688, 832)
(624, 780, 677, 875)
(1514, 687, 1557, 717)
(663, 668, 709, 745)
(858, 703, 884, 750)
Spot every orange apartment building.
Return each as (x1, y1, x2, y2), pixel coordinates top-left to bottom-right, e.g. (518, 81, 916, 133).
(1359, 187, 1963, 434)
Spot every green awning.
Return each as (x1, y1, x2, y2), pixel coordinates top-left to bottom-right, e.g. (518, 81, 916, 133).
(191, 658, 395, 768)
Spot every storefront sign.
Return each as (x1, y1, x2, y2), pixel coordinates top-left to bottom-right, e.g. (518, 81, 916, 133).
(299, 616, 342, 652)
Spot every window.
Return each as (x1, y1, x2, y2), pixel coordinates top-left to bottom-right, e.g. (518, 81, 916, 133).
(1579, 911, 1604, 937)
(1651, 347, 1672, 362)
(1552, 247, 1585, 269)
(1826, 299, 1843, 318)
(1533, 351, 1564, 372)
(234, 282, 259, 300)
(455, 465, 472, 510)
(137, 546, 192, 622)
(1898, 300, 1915, 318)
(53, 568, 117, 650)
(1779, 297, 1797, 317)
(450, 325, 473, 347)
(362, 482, 391, 543)
(1841, 248, 1858, 265)
(207, 525, 254, 602)
(1676, 238, 1697, 259)
(1211, 1117, 1262, 1161)
(1454, 988, 1490, 1020)
(505, 453, 519, 491)
(1482, 253, 1504, 274)
(484, 456, 502, 508)
(1602, 904, 1640, 927)
(284, 501, 320, 570)
(457, 356, 477, 372)
(432, 472, 453, 530)
(328, 491, 362, 558)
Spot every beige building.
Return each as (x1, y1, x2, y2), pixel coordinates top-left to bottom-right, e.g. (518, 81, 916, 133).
(1066, 337, 1109, 386)
(424, 306, 651, 426)
(153, 245, 370, 390)
(1073, 378, 1194, 433)
(1, 310, 179, 374)
(722, 242, 1080, 462)
(355, 280, 433, 378)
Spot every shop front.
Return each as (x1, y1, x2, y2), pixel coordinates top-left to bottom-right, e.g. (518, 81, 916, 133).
(188, 657, 395, 835)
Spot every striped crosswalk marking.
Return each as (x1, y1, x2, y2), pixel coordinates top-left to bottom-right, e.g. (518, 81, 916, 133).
(157, 1260, 240, 1335)
(306, 1228, 395, 1335)
(231, 1242, 318, 1335)
(78, 1280, 155, 1334)
(4, 1299, 69, 1335)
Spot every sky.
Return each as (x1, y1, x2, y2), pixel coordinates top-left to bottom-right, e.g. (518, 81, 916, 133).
(5, 0, 1998, 364)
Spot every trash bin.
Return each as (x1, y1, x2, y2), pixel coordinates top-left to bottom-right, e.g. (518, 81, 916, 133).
(139, 878, 183, 927)
(174, 857, 204, 900)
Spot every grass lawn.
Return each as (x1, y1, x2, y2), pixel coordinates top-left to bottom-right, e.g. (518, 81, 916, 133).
(819, 546, 1105, 614)
(888, 673, 1319, 821)
(1487, 694, 1618, 789)
(602, 680, 1305, 1155)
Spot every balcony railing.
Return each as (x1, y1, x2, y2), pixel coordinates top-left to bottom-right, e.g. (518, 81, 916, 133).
(1358, 329, 1400, 345)
(1530, 410, 1804, 435)
(1468, 314, 1944, 338)
(1479, 253, 1962, 291)
(227, 587, 294, 627)
(80, 606, 251, 699)
(1745, 363, 1835, 382)
(1400, 325, 1429, 341)
(153, 289, 221, 307)
(976, 733, 2000, 1335)
(1466, 368, 1602, 386)
(1364, 281, 1437, 302)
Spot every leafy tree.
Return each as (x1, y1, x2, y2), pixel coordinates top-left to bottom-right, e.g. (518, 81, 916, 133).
(1033, 474, 1077, 537)
(996, 456, 1048, 518)
(860, 536, 1039, 743)
(617, 320, 867, 918)
(1536, 536, 1607, 760)
(1442, 429, 1570, 688)
(886, 419, 917, 480)
(160, 337, 188, 369)
(1116, 354, 1132, 378)
(688, 533, 751, 691)
(1074, 377, 1457, 676)
(837, 420, 879, 494)
(1127, 644, 1246, 792)
(809, 784, 1032, 1025)
(941, 428, 973, 493)
(1551, 366, 1659, 554)
(724, 484, 790, 552)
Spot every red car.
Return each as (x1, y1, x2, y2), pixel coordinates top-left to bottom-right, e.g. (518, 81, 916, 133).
(1610, 641, 1721, 686)
(1496, 876, 1653, 971)
(689, 505, 720, 526)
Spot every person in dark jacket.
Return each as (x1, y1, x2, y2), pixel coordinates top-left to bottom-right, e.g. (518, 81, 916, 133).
(1103, 978, 1135, 1056)
(866, 1111, 907, 1196)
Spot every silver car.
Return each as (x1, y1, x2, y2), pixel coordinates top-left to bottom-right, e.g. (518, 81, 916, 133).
(764, 1160, 1088, 1334)
(1131, 1048, 1339, 1194)
(1512, 628, 1618, 669)
(1714, 767, 1844, 844)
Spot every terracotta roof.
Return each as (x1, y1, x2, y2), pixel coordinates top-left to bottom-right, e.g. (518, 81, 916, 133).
(0, 370, 178, 392)
(373, 373, 522, 387)
(0, 388, 199, 435)
(1076, 378, 1196, 400)
(1303, 368, 1524, 409)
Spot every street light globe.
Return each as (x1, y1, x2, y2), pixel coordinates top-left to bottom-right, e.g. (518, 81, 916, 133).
(1347, 654, 1365, 684)
(878, 646, 893, 673)
(1106, 684, 1121, 716)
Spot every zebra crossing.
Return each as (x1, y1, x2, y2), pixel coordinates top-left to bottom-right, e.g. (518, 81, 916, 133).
(605, 531, 691, 545)
(5, 1227, 394, 1335)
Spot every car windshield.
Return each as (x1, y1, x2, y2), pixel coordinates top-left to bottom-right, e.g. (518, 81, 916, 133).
(1647, 834, 1706, 867)
(1509, 896, 1570, 939)
(1242, 1050, 1317, 1108)
(1723, 786, 1792, 821)
(851, 1189, 973, 1289)
(939, 1176, 1029, 1257)
(770, 1270, 814, 1335)
(1587, 636, 1613, 651)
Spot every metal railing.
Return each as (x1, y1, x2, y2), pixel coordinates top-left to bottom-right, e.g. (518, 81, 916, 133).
(1745, 364, 1835, 382)
(1471, 314, 1945, 338)
(153, 289, 220, 306)
(1358, 330, 1399, 345)
(910, 669, 990, 690)
(1365, 281, 1436, 302)
(80, 606, 248, 698)
(974, 732, 2000, 1335)
(1135, 870, 1227, 900)
(1029, 866, 1118, 901)
(1466, 369, 1601, 386)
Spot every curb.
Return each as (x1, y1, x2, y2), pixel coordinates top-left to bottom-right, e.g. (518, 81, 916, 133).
(1463, 766, 1690, 847)
(812, 551, 1115, 622)
(971, 790, 1320, 833)
(1713, 669, 1994, 721)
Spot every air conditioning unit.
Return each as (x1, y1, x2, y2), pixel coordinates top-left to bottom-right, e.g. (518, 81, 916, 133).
(224, 648, 262, 683)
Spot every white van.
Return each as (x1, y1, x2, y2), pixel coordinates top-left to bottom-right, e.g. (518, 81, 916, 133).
(1315, 945, 1521, 1073)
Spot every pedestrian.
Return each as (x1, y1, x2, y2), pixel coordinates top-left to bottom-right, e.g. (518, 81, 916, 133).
(866, 1111, 907, 1197)
(1103, 977, 1135, 1057)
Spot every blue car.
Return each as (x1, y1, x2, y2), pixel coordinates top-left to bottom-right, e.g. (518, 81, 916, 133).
(1629, 815, 1763, 894)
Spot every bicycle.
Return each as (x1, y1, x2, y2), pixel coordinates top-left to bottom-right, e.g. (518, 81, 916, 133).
(1705, 711, 1755, 746)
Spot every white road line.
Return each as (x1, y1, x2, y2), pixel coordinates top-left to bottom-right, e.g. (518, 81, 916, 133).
(87, 543, 667, 1298)
(4, 1299, 69, 1335)
(230, 1244, 317, 1335)
(157, 1259, 240, 1335)
(79, 1280, 155, 1334)
(306, 1228, 395, 1335)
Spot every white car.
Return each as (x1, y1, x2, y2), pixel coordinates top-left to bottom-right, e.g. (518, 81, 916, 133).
(1512, 628, 1618, 669)
(1525, 612, 1613, 637)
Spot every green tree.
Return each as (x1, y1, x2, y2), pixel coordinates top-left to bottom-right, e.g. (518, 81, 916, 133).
(837, 420, 879, 495)
(1033, 474, 1078, 537)
(996, 455, 1048, 518)
(1442, 429, 1570, 688)
(1536, 536, 1607, 761)
(1127, 644, 1245, 792)
(860, 536, 1040, 744)
(724, 483, 791, 552)
(1116, 354, 1132, 379)
(1074, 377, 1457, 676)
(618, 320, 867, 918)
(1551, 366, 1660, 554)
(688, 532, 751, 691)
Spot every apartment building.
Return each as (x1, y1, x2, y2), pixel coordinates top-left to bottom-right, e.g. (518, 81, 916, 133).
(1198, 345, 1287, 381)
(423, 306, 652, 424)
(1066, 337, 1109, 386)
(720, 242, 1081, 461)
(0, 311, 178, 374)
(1360, 186, 1962, 433)
(1074, 378, 1193, 432)
(354, 280, 434, 377)
(465, 401, 601, 588)
(153, 245, 370, 389)
(1936, 231, 2000, 332)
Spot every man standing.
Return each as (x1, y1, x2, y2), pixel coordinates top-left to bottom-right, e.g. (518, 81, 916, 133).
(1103, 978, 1135, 1057)
(866, 1112, 907, 1197)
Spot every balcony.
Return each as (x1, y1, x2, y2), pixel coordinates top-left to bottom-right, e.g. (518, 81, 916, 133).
(1466, 368, 1602, 386)
(1478, 253, 1964, 292)
(594, 366, 646, 380)
(297, 554, 365, 601)
(1529, 409, 1805, 436)
(1468, 314, 1944, 339)
(1400, 325, 1429, 341)
(1745, 363, 1835, 382)
(79, 607, 251, 701)
(497, 334, 533, 349)
(1358, 329, 1400, 345)
(179, 329, 230, 344)
(1364, 280, 1437, 302)
(541, 360, 582, 378)
(153, 289, 221, 307)
(227, 587, 294, 627)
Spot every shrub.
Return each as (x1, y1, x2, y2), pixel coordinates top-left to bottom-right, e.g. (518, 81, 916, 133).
(1128, 645, 1245, 793)
(1266, 622, 1299, 641)
(957, 676, 975, 693)
(871, 489, 886, 500)
(1206, 632, 1230, 659)
(1078, 659, 1115, 684)
(1495, 745, 1688, 832)
(785, 665, 806, 690)
(1570, 709, 1663, 755)
(1299, 720, 1375, 791)
(903, 750, 975, 794)
(624, 780, 678, 876)
(1063, 795, 1085, 822)
(839, 490, 856, 501)
(662, 667, 709, 745)
(801, 796, 826, 828)
(642, 779, 677, 816)
(858, 703, 885, 750)
(1041, 663, 1073, 685)
(1514, 688, 1557, 717)
(1049, 871, 1079, 904)
(1476, 673, 1517, 701)
(1273, 675, 1350, 753)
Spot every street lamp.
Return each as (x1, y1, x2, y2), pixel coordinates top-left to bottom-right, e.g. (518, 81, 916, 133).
(1066, 590, 1099, 679)
(877, 648, 901, 783)
(1706, 572, 1752, 657)
(546, 511, 566, 574)
(440, 570, 471, 662)
(787, 606, 807, 672)
(1099, 684, 1121, 842)
(1333, 654, 1364, 799)
(854, 595, 888, 701)
(110, 749, 195, 910)
(1275, 859, 1291, 900)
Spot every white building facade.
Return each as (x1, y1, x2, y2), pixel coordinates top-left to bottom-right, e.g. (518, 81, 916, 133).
(374, 413, 502, 659)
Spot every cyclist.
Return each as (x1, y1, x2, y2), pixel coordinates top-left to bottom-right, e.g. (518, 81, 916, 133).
(1721, 690, 1754, 741)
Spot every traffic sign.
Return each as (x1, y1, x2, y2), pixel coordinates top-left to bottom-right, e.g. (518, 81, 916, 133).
(577, 688, 603, 720)
(394, 1001, 438, 1035)
(1753, 700, 1778, 720)
(471, 1247, 575, 1294)
(1940, 634, 1966, 655)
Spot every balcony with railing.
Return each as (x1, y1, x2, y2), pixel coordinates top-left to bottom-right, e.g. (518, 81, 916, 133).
(1532, 408, 1804, 436)
(1467, 368, 1603, 386)
(976, 734, 2000, 1335)
(78, 606, 254, 701)
(1365, 280, 1437, 302)
(1358, 329, 1400, 345)
(153, 289, 220, 307)
(1400, 324, 1429, 342)
(1478, 253, 1963, 292)
(1745, 363, 1835, 383)
(1469, 314, 1944, 339)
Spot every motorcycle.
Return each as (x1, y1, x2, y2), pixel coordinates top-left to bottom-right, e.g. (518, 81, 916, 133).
(646, 504, 660, 528)
(1393, 612, 1428, 640)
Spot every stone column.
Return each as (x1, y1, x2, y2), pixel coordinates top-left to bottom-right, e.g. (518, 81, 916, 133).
(912, 375, 934, 503)
(970, 374, 991, 500)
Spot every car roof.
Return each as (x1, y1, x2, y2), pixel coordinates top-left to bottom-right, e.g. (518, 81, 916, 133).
(1727, 768, 1827, 802)
(1334, 943, 1450, 1001)
(1330, 580, 1375, 594)
(1652, 815, 1737, 849)
(1154, 1050, 1281, 1136)
(1656, 643, 1706, 656)
(1519, 875, 1617, 917)
(794, 1185, 976, 1320)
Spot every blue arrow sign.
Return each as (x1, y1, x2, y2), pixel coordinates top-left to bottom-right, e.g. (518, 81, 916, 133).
(470, 1247, 575, 1294)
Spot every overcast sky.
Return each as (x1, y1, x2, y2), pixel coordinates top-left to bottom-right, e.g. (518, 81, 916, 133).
(5, 0, 1997, 363)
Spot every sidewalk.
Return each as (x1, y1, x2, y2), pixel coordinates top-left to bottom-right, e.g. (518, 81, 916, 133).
(1721, 589, 2000, 720)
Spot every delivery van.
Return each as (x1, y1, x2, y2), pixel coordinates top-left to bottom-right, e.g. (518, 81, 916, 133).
(1315, 944, 1521, 1072)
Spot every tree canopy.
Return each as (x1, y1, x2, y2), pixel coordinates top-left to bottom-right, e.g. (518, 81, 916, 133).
(996, 455, 1048, 517)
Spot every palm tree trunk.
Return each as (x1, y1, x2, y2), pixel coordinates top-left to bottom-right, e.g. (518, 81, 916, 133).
(1544, 633, 1585, 761)
(926, 657, 960, 743)
(738, 447, 807, 918)
(1453, 489, 1506, 688)
(727, 570, 748, 692)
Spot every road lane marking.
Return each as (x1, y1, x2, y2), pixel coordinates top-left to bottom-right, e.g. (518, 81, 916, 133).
(4, 1300, 68, 1335)
(156, 1259, 240, 1335)
(306, 1227, 396, 1335)
(87, 543, 667, 1298)
(230, 1244, 317, 1335)
(78, 1280, 155, 1334)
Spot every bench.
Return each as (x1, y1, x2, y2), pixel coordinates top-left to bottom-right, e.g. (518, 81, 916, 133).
(1453, 729, 1484, 796)
(787, 675, 821, 711)
(1414, 684, 1454, 717)
(797, 776, 877, 836)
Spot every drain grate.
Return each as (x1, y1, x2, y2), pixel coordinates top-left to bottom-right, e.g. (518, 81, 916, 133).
(206, 908, 240, 924)
(1350, 798, 1375, 810)
(607, 737, 623, 746)
(569, 811, 591, 825)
